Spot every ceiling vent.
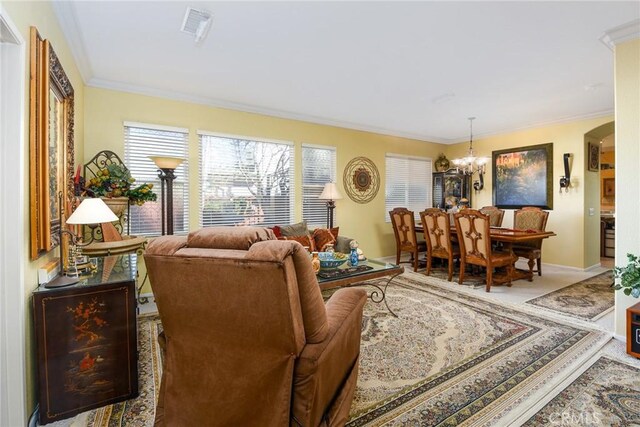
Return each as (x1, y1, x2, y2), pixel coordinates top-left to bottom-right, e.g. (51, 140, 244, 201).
(181, 7, 213, 44)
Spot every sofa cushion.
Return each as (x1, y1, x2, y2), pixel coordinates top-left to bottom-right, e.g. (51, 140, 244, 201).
(279, 220, 309, 237)
(279, 234, 316, 252)
(187, 226, 275, 250)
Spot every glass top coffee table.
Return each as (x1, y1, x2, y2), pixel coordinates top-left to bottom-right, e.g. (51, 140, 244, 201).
(317, 259, 404, 317)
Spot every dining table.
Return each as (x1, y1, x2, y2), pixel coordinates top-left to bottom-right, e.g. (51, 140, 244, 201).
(415, 224, 556, 284)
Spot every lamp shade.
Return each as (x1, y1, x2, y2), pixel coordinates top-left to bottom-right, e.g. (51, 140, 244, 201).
(150, 156, 184, 169)
(318, 183, 343, 201)
(66, 198, 119, 225)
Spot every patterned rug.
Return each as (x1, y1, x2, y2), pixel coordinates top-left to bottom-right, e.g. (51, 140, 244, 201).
(524, 271, 614, 320)
(523, 356, 640, 426)
(59, 272, 609, 426)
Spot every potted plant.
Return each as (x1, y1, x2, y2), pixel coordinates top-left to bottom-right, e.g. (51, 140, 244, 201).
(614, 253, 640, 358)
(85, 164, 157, 215)
(613, 253, 640, 298)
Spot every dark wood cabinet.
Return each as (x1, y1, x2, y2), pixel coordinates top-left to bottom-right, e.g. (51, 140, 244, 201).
(432, 170, 472, 209)
(33, 255, 139, 424)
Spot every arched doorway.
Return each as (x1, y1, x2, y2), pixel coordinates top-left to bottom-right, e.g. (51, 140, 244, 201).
(584, 121, 614, 269)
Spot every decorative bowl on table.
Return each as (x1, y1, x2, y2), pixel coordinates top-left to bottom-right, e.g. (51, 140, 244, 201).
(318, 252, 348, 269)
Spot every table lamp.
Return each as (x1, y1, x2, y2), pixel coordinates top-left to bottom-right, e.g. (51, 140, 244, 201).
(318, 182, 343, 229)
(45, 197, 118, 288)
(150, 156, 184, 235)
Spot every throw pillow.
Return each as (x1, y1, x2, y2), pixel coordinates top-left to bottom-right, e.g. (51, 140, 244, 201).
(279, 235, 316, 252)
(313, 228, 336, 252)
(329, 227, 339, 240)
(279, 220, 309, 237)
(271, 225, 282, 238)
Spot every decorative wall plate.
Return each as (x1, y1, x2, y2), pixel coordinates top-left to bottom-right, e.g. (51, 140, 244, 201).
(343, 156, 380, 204)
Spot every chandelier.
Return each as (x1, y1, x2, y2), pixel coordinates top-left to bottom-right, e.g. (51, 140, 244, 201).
(451, 117, 488, 190)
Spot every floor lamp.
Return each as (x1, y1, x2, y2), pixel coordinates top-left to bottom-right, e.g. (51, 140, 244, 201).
(318, 182, 343, 229)
(150, 156, 184, 235)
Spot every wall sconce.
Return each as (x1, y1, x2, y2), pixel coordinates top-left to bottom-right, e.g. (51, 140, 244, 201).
(559, 153, 571, 192)
(473, 169, 485, 191)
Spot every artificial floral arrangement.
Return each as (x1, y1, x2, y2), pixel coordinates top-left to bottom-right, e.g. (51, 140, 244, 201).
(85, 163, 157, 206)
(613, 253, 640, 298)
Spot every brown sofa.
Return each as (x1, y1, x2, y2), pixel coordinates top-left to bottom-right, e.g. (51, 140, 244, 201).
(145, 226, 367, 426)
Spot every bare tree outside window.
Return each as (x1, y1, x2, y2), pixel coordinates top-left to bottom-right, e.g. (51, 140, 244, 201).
(200, 135, 294, 227)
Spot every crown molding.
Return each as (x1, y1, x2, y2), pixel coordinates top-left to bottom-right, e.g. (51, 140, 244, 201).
(87, 77, 450, 144)
(446, 109, 615, 145)
(52, 0, 93, 83)
(600, 19, 640, 51)
(89, 77, 614, 146)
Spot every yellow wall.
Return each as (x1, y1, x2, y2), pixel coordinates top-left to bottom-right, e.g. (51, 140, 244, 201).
(84, 86, 444, 292)
(614, 38, 640, 337)
(445, 115, 613, 269)
(4, 0, 86, 420)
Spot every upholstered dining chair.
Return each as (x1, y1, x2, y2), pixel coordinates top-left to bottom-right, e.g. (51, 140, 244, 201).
(419, 208, 460, 281)
(454, 209, 518, 292)
(389, 207, 427, 272)
(479, 206, 505, 227)
(513, 207, 550, 277)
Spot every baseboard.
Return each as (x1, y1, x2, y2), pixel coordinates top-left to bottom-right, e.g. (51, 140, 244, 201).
(614, 333, 627, 343)
(583, 263, 603, 272)
(541, 262, 604, 272)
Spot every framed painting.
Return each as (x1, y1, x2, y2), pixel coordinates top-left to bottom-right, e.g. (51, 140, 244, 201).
(492, 143, 553, 210)
(587, 142, 600, 172)
(29, 27, 75, 260)
(603, 178, 615, 197)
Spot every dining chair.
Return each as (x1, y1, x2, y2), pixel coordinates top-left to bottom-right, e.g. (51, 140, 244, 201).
(389, 207, 427, 272)
(454, 209, 518, 292)
(479, 206, 505, 227)
(513, 207, 550, 277)
(420, 208, 460, 281)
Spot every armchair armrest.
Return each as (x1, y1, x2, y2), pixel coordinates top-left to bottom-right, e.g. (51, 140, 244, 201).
(292, 287, 367, 426)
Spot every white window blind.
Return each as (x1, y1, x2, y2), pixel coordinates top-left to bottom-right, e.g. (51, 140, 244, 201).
(124, 123, 189, 236)
(385, 154, 433, 222)
(302, 144, 337, 228)
(199, 132, 294, 227)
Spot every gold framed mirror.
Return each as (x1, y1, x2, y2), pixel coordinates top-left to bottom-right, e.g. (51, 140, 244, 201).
(29, 27, 75, 260)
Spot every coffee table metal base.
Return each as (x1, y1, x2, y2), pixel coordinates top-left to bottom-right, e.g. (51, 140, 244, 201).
(318, 261, 404, 318)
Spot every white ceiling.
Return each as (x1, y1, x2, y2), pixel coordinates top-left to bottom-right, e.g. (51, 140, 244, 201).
(54, 1, 640, 143)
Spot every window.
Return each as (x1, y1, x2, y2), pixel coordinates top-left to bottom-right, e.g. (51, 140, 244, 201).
(385, 154, 433, 221)
(124, 122, 189, 236)
(302, 144, 337, 228)
(199, 132, 294, 227)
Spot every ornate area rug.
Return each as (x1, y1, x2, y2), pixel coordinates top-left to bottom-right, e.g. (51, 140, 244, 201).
(524, 271, 614, 320)
(523, 356, 640, 426)
(64, 272, 608, 426)
(345, 273, 609, 426)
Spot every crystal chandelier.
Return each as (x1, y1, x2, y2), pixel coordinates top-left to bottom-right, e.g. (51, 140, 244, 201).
(451, 117, 489, 190)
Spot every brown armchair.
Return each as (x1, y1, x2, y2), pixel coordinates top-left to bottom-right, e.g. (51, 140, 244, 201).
(479, 206, 505, 227)
(145, 226, 367, 427)
(454, 210, 518, 292)
(389, 207, 427, 272)
(419, 208, 460, 281)
(512, 207, 550, 277)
